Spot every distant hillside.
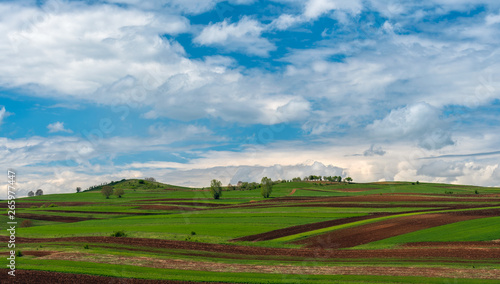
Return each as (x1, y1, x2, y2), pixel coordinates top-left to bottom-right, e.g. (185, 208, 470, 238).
(84, 178, 194, 192)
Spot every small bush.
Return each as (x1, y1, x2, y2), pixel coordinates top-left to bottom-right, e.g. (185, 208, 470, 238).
(445, 191, 453, 195)
(191, 231, 196, 236)
(30, 206, 38, 209)
(138, 180, 145, 184)
(40, 204, 46, 208)
(20, 220, 33, 228)
(16, 251, 23, 257)
(475, 190, 479, 194)
(416, 181, 420, 185)
(412, 183, 415, 185)
(111, 230, 127, 237)
(84, 244, 90, 249)
(48, 203, 58, 207)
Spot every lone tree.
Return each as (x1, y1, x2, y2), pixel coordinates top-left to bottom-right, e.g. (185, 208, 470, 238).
(114, 188, 125, 198)
(210, 179, 222, 199)
(101, 185, 114, 199)
(76, 187, 81, 193)
(28, 191, 34, 197)
(35, 189, 43, 196)
(345, 177, 353, 183)
(261, 177, 273, 198)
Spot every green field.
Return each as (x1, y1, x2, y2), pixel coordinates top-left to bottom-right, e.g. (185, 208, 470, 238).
(2, 179, 500, 283)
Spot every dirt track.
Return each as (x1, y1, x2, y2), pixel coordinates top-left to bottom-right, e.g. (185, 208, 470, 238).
(295, 209, 500, 248)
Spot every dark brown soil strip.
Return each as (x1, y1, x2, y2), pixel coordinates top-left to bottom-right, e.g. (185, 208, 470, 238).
(0, 269, 207, 284)
(11, 213, 94, 223)
(16, 202, 98, 209)
(43, 210, 156, 215)
(295, 209, 500, 249)
(231, 213, 393, 242)
(159, 202, 227, 207)
(136, 205, 197, 211)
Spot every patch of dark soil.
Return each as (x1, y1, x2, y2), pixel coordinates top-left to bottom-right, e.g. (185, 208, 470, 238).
(0, 269, 207, 284)
(16, 202, 97, 209)
(11, 213, 94, 223)
(136, 205, 197, 211)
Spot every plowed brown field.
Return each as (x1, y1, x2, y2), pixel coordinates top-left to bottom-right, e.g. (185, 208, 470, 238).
(231, 213, 392, 242)
(295, 209, 500, 248)
(14, 213, 94, 223)
(0, 269, 202, 284)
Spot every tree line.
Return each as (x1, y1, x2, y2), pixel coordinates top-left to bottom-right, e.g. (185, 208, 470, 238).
(210, 177, 273, 200)
(209, 175, 353, 200)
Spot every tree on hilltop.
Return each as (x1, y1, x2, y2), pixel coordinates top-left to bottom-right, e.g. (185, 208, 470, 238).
(261, 177, 273, 198)
(210, 179, 222, 199)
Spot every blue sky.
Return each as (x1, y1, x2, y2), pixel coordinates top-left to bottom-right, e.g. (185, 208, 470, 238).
(2, 0, 500, 194)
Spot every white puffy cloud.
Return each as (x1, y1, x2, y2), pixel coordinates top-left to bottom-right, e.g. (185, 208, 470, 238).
(47, 122, 73, 133)
(367, 102, 453, 150)
(303, 0, 362, 19)
(194, 16, 276, 56)
(103, 0, 254, 15)
(269, 0, 363, 30)
(1, 1, 190, 95)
